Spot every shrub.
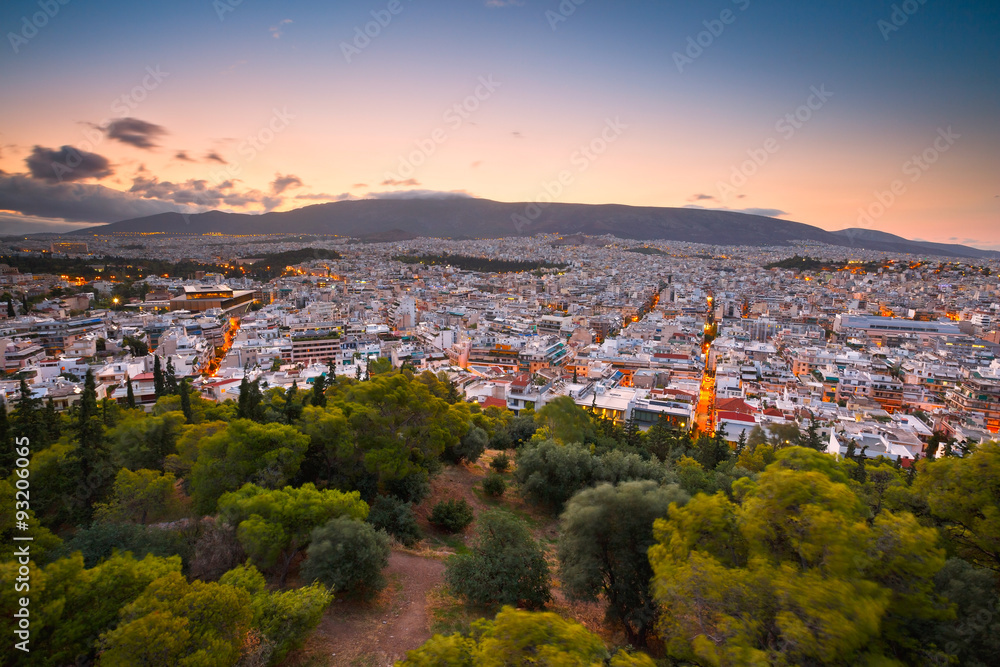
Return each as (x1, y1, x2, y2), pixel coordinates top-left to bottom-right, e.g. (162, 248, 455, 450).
(386, 469, 431, 504)
(445, 509, 550, 609)
(368, 495, 421, 547)
(490, 452, 511, 473)
(429, 498, 475, 533)
(447, 425, 488, 463)
(514, 440, 595, 511)
(482, 472, 507, 498)
(301, 517, 391, 599)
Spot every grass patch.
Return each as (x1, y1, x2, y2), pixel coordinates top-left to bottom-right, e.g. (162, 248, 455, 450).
(427, 584, 492, 636)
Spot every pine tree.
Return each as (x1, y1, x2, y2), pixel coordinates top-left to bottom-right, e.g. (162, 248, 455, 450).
(736, 429, 748, 455)
(237, 375, 250, 418)
(806, 417, 824, 451)
(153, 356, 165, 398)
(6, 296, 14, 318)
(125, 376, 137, 409)
(179, 377, 193, 422)
(310, 374, 327, 407)
(0, 400, 10, 476)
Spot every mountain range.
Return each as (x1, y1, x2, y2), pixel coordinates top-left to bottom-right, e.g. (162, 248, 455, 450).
(74, 198, 999, 259)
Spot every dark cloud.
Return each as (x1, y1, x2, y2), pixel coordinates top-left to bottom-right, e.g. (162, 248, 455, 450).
(688, 193, 716, 202)
(380, 178, 421, 187)
(0, 212, 104, 235)
(364, 189, 473, 200)
(204, 152, 226, 164)
(129, 175, 282, 210)
(740, 208, 787, 217)
(271, 173, 303, 194)
(511, 131, 523, 138)
(0, 173, 186, 223)
(295, 192, 355, 201)
(104, 118, 166, 149)
(174, 151, 194, 161)
(25, 145, 114, 183)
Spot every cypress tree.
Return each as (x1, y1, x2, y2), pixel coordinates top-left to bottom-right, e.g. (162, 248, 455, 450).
(179, 377, 193, 422)
(71, 369, 109, 514)
(12, 376, 43, 447)
(310, 373, 327, 407)
(153, 356, 165, 397)
(164, 357, 178, 395)
(125, 376, 136, 409)
(43, 396, 61, 443)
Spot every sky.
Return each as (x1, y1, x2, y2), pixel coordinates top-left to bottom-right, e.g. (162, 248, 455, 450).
(0, 0, 998, 246)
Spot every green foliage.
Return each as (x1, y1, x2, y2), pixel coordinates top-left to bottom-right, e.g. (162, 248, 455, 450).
(447, 425, 488, 463)
(109, 410, 187, 471)
(915, 441, 1000, 572)
(482, 472, 507, 498)
(489, 451, 510, 473)
(558, 481, 689, 644)
(301, 516, 391, 599)
(445, 509, 550, 609)
(190, 419, 310, 513)
(55, 521, 190, 569)
(430, 498, 475, 533)
(649, 455, 950, 665)
(398, 607, 655, 666)
(99, 571, 251, 667)
(535, 396, 592, 444)
(0, 478, 61, 562)
(218, 482, 368, 584)
(367, 494, 421, 546)
(0, 552, 180, 666)
(94, 468, 180, 524)
(221, 562, 332, 664)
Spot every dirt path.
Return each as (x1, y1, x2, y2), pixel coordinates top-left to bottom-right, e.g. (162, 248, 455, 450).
(284, 552, 445, 667)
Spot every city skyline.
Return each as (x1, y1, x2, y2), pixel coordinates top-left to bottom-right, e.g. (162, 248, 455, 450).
(1, 0, 998, 247)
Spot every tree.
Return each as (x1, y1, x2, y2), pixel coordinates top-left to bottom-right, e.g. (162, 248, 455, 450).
(220, 563, 332, 664)
(310, 373, 327, 407)
(0, 552, 180, 666)
(648, 449, 950, 665)
(125, 376, 137, 409)
(805, 417, 825, 451)
(12, 375, 43, 448)
(70, 369, 111, 516)
(445, 509, 551, 609)
(482, 472, 507, 497)
(514, 440, 594, 511)
(915, 442, 1000, 571)
(535, 395, 592, 444)
(237, 377, 264, 421)
(189, 419, 310, 513)
(178, 377, 193, 422)
(447, 425, 488, 463)
(399, 607, 655, 667)
(153, 355, 165, 398)
(99, 571, 251, 667)
(6, 295, 14, 318)
(558, 481, 689, 645)
(367, 495, 421, 547)
(217, 482, 369, 584)
(301, 516, 391, 599)
(109, 411, 186, 472)
(164, 357, 178, 395)
(283, 381, 302, 424)
(93, 468, 180, 525)
(430, 498, 475, 533)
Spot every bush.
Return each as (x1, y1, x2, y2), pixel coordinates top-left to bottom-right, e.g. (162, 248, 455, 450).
(447, 425, 488, 463)
(368, 495, 422, 547)
(429, 498, 475, 532)
(490, 452, 511, 473)
(514, 440, 595, 511)
(386, 469, 431, 504)
(482, 472, 507, 498)
(301, 517, 391, 599)
(445, 509, 551, 609)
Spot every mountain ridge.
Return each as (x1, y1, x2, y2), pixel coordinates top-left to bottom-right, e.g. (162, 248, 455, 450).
(73, 198, 999, 259)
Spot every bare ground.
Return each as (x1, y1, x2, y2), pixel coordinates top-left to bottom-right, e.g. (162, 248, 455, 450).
(284, 551, 445, 667)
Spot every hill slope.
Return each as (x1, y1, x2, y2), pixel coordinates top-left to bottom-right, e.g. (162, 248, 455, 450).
(75, 198, 998, 259)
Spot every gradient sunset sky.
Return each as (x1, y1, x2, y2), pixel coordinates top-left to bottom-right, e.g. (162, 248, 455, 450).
(1, 0, 998, 246)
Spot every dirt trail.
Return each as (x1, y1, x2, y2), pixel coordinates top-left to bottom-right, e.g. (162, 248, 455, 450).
(285, 552, 445, 666)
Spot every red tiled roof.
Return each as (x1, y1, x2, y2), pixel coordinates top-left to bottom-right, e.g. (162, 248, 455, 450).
(480, 396, 507, 410)
(718, 411, 757, 424)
